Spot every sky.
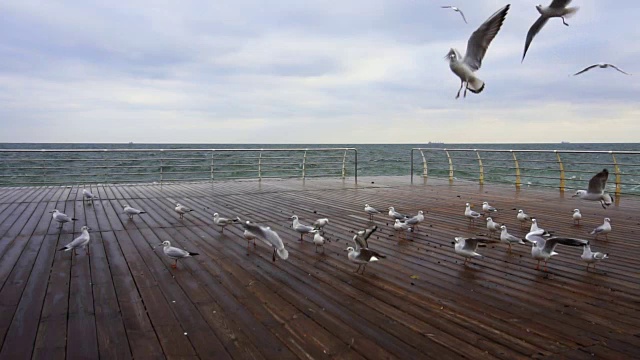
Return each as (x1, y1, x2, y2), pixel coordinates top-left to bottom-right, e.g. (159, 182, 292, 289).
(0, 0, 639, 144)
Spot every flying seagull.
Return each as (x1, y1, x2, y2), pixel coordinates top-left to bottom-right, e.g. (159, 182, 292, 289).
(572, 63, 631, 76)
(522, 0, 579, 62)
(242, 221, 289, 261)
(441, 5, 467, 24)
(572, 169, 612, 209)
(446, 4, 510, 99)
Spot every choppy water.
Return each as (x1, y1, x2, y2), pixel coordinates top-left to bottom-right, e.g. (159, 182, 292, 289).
(1, 143, 639, 194)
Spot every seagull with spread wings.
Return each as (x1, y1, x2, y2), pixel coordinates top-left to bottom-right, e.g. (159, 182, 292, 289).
(441, 5, 467, 24)
(522, 0, 579, 62)
(573, 63, 631, 76)
(572, 169, 612, 209)
(446, 4, 510, 99)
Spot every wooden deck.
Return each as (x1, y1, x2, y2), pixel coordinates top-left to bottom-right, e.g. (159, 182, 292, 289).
(0, 176, 638, 360)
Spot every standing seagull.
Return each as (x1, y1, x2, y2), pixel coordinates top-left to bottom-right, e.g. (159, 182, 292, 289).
(158, 240, 199, 269)
(486, 217, 502, 238)
(50, 209, 78, 229)
(313, 218, 330, 233)
(58, 226, 91, 255)
(590, 218, 612, 240)
(482, 201, 497, 214)
(346, 247, 386, 275)
(517, 209, 531, 229)
(572, 209, 582, 225)
(82, 189, 97, 205)
(243, 228, 258, 251)
(581, 243, 609, 271)
(573, 63, 631, 76)
(441, 5, 468, 24)
(465, 203, 482, 226)
(526, 229, 587, 271)
(174, 203, 194, 219)
(364, 204, 381, 220)
(242, 221, 289, 261)
(405, 210, 425, 230)
(312, 230, 329, 253)
(213, 213, 240, 233)
(290, 215, 315, 241)
(388, 207, 410, 220)
(499, 225, 526, 254)
(453, 237, 495, 265)
(521, 0, 579, 62)
(122, 204, 146, 219)
(572, 169, 612, 209)
(446, 4, 510, 99)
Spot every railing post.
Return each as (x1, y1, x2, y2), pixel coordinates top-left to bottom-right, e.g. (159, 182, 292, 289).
(511, 151, 521, 189)
(159, 150, 164, 186)
(444, 150, 454, 183)
(341, 149, 347, 179)
(258, 150, 263, 180)
(302, 149, 308, 179)
(555, 151, 565, 193)
(611, 153, 621, 196)
(210, 150, 214, 183)
(476, 150, 484, 185)
(420, 150, 428, 179)
(410, 149, 415, 184)
(42, 154, 47, 186)
(353, 149, 358, 183)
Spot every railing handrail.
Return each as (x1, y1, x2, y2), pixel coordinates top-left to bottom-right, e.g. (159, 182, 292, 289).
(0, 147, 357, 153)
(412, 147, 640, 155)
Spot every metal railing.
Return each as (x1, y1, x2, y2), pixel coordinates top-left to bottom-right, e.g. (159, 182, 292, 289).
(0, 148, 358, 186)
(411, 148, 640, 196)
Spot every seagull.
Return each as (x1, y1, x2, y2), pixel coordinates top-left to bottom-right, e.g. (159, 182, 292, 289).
(517, 209, 531, 229)
(572, 209, 582, 225)
(446, 4, 510, 99)
(243, 228, 258, 251)
(388, 207, 410, 220)
(82, 189, 97, 204)
(313, 218, 330, 233)
(590, 218, 612, 240)
(441, 5, 468, 24)
(364, 204, 380, 220)
(453, 236, 495, 265)
(499, 225, 526, 253)
(405, 210, 425, 230)
(174, 203, 194, 219)
(242, 221, 288, 261)
(58, 226, 91, 255)
(465, 203, 482, 226)
(521, 0, 579, 62)
(573, 63, 631, 76)
(572, 169, 612, 209)
(394, 219, 414, 240)
(213, 213, 240, 233)
(290, 215, 315, 241)
(526, 229, 588, 271)
(346, 247, 386, 274)
(50, 209, 78, 228)
(485, 217, 502, 238)
(122, 204, 146, 219)
(352, 225, 378, 250)
(312, 230, 329, 253)
(158, 240, 199, 269)
(581, 243, 609, 270)
(482, 201, 497, 214)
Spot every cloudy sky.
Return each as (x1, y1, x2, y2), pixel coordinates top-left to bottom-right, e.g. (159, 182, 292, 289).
(1, 0, 638, 143)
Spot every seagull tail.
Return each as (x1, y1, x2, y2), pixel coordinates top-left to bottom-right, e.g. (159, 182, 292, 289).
(277, 248, 289, 260)
(139, 211, 147, 214)
(58, 246, 69, 251)
(564, 7, 579, 18)
(71, 218, 78, 221)
(188, 252, 200, 256)
(467, 77, 485, 94)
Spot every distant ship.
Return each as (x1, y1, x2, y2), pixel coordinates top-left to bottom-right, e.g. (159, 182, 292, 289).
(561, 141, 570, 144)
(428, 141, 445, 145)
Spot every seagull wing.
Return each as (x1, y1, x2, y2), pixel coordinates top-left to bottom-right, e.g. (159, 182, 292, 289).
(458, 9, 468, 24)
(463, 4, 510, 71)
(522, 16, 549, 62)
(464, 237, 495, 250)
(243, 222, 284, 249)
(608, 64, 631, 75)
(544, 237, 588, 253)
(165, 247, 190, 258)
(573, 64, 598, 76)
(362, 225, 378, 241)
(358, 248, 386, 261)
(549, 0, 573, 8)
(587, 169, 608, 194)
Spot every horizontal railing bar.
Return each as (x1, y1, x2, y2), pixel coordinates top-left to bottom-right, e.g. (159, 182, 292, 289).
(0, 148, 357, 153)
(414, 148, 640, 154)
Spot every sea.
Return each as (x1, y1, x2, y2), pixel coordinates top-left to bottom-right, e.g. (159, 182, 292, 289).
(1, 143, 639, 194)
